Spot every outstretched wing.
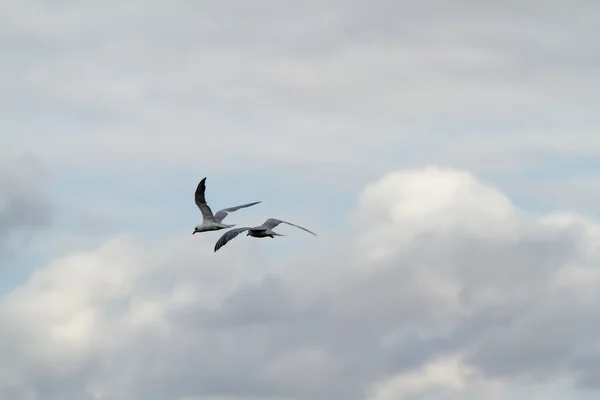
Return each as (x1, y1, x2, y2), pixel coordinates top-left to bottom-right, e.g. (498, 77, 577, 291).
(213, 201, 261, 223)
(261, 218, 317, 236)
(214, 227, 251, 252)
(194, 178, 214, 222)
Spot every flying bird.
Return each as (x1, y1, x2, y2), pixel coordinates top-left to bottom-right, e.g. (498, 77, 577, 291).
(192, 177, 261, 234)
(213, 218, 317, 252)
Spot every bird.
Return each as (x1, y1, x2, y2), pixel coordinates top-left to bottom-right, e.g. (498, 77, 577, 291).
(192, 177, 261, 234)
(213, 218, 317, 252)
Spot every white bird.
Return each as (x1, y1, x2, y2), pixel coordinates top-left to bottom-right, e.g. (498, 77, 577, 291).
(192, 177, 261, 234)
(213, 218, 317, 252)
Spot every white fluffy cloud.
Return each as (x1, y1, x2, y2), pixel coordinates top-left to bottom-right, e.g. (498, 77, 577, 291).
(1, 166, 600, 399)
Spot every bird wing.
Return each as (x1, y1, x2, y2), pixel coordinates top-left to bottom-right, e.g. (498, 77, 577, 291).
(214, 227, 252, 252)
(261, 218, 317, 236)
(194, 177, 215, 222)
(213, 201, 261, 223)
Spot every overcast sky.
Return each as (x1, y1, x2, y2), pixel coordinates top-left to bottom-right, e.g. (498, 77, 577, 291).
(2, 1, 600, 399)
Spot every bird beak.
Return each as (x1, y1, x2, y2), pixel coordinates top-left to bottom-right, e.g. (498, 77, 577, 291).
(192, 231, 196, 235)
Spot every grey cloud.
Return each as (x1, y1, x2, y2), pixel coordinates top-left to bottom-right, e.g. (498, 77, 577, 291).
(467, 287, 599, 380)
(2, 0, 599, 195)
(0, 157, 53, 264)
(572, 352, 600, 390)
(218, 276, 306, 326)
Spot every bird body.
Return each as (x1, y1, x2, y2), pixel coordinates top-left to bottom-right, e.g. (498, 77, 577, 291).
(246, 229, 284, 238)
(192, 177, 261, 234)
(193, 221, 236, 233)
(214, 218, 316, 252)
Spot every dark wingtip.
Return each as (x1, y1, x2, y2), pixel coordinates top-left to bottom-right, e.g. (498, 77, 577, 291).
(196, 177, 207, 200)
(196, 177, 207, 190)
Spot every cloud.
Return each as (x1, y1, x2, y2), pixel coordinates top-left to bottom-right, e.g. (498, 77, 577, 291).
(3, 1, 599, 397)
(2, 0, 599, 190)
(1, 166, 600, 399)
(366, 355, 504, 400)
(0, 157, 53, 265)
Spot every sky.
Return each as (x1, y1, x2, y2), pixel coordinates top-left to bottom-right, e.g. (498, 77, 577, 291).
(1, 0, 600, 399)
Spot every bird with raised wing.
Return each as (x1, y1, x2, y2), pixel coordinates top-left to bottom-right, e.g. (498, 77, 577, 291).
(192, 177, 261, 234)
(213, 218, 317, 252)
